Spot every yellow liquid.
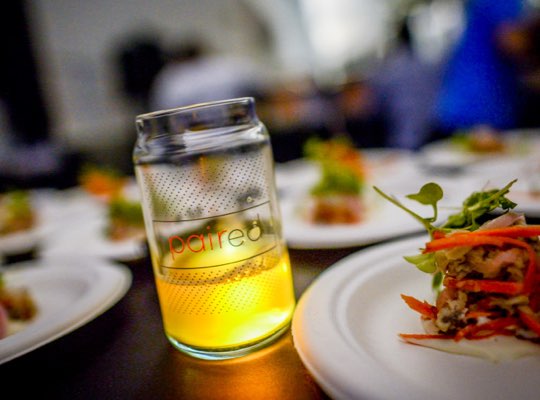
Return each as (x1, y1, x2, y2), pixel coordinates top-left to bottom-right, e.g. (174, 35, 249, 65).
(154, 242, 295, 350)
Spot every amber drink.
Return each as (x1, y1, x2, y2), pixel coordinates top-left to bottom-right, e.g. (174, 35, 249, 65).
(133, 98, 295, 359)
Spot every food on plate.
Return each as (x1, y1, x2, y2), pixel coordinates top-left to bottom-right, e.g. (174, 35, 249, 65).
(374, 179, 540, 360)
(106, 195, 145, 242)
(79, 164, 127, 199)
(0, 271, 37, 339)
(303, 137, 365, 224)
(0, 191, 36, 236)
(451, 126, 506, 154)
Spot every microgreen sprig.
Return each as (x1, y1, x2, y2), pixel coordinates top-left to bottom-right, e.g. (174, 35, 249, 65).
(373, 182, 443, 238)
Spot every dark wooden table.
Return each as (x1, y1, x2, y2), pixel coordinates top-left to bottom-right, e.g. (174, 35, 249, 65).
(0, 245, 368, 399)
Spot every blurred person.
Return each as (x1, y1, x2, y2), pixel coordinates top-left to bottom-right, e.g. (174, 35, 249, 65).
(497, 11, 540, 127)
(149, 41, 268, 111)
(0, 1, 79, 190)
(257, 77, 334, 162)
(432, 0, 527, 139)
(115, 33, 165, 112)
(368, 18, 442, 150)
(337, 77, 387, 149)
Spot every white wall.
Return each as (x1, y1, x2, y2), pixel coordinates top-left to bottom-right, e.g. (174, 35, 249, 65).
(28, 0, 301, 152)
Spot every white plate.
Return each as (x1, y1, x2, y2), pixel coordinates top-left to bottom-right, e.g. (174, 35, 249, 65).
(419, 130, 540, 174)
(30, 187, 146, 261)
(0, 227, 42, 256)
(509, 190, 540, 217)
(0, 258, 132, 365)
(292, 236, 540, 400)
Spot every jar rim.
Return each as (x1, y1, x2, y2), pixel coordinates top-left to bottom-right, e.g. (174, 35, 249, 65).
(136, 97, 254, 122)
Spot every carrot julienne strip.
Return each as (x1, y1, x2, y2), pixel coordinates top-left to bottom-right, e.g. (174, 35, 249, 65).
(454, 317, 519, 341)
(518, 306, 540, 336)
(464, 310, 501, 320)
(451, 225, 540, 239)
(443, 276, 523, 295)
(400, 294, 437, 319)
(399, 333, 453, 340)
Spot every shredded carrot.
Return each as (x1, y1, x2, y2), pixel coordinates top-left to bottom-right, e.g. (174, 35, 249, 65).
(464, 310, 501, 320)
(452, 225, 540, 239)
(401, 294, 437, 320)
(424, 235, 506, 251)
(399, 333, 453, 340)
(444, 276, 524, 295)
(518, 306, 540, 336)
(454, 317, 519, 341)
(432, 230, 446, 240)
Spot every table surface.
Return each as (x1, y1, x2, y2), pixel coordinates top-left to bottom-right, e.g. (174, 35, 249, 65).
(0, 244, 369, 399)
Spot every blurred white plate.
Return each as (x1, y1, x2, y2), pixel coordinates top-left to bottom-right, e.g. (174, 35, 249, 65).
(39, 214, 147, 261)
(0, 258, 132, 365)
(419, 130, 540, 175)
(509, 190, 540, 217)
(0, 227, 42, 256)
(0, 188, 103, 257)
(35, 188, 146, 261)
(292, 236, 540, 400)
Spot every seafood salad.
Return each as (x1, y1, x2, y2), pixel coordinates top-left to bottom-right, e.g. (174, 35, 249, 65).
(0, 271, 37, 339)
(375, 180, 540, 359)
(303, 137, 365, 224)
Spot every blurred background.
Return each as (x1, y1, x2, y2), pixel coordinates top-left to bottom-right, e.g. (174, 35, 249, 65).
(1, 0, 540, 189)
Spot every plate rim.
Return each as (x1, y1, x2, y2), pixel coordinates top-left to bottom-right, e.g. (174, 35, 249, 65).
(292, 235, 426, 399)
(0, 258, 132, 365)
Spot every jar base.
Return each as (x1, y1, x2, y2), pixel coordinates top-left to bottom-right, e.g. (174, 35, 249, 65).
(165, 322, 291, 360)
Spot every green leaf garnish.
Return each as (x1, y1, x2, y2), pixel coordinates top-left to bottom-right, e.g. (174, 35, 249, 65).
(406, 182, 443, 205)
(406, 182, 443, 224)
(442, 179, 517, 230)
(432, 271, 443, 292)
(403, 253, 436, 273)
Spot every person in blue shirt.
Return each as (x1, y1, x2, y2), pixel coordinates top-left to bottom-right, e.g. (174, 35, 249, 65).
(433, 0, 526, 138)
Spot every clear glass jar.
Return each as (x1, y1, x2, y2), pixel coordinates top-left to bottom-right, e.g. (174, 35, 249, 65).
(133, 98, 295, 360)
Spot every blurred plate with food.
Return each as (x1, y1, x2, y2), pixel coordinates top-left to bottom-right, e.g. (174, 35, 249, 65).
(39, 192, 147, 262)
(37, 166, 147, 261)
(277, 138, 473, 248)
(419, 127, 540, 175)
(0, 191, 45, 256)
(0, 258, 131, 365)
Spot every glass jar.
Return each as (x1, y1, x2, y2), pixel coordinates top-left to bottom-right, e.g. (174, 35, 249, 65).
(133, 98, 295, 360)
